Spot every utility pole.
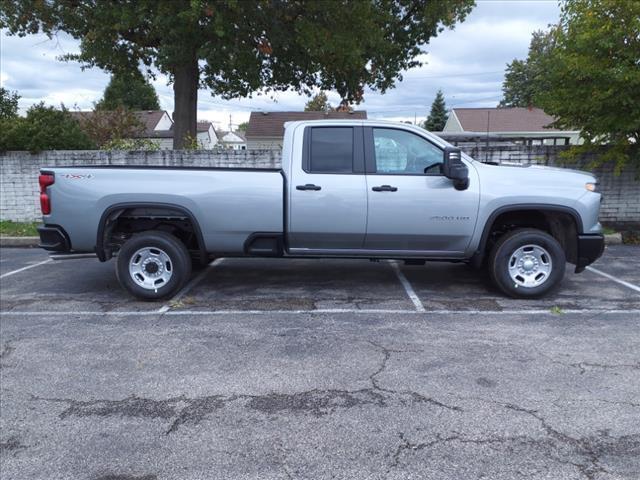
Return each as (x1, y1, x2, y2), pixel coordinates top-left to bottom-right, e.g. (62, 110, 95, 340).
(486, 110, 490, 162)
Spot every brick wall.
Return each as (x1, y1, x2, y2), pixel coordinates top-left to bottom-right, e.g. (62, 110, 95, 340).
(1, 147, 638, 227)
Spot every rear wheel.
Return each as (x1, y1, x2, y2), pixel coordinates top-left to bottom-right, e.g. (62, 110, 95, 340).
(489, 228, 565, 298)
(116, 231, 191, 300)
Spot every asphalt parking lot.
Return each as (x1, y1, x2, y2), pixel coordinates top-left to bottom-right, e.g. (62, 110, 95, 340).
(1, 245, 639, 480)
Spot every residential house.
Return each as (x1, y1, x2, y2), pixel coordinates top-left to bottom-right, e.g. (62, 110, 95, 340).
(196, 121, 219, 149)
(71, 110, 221, 149)
(215, 130, 247, 150)
(442, 107, 581, 145)
(245, 111, 368, 150)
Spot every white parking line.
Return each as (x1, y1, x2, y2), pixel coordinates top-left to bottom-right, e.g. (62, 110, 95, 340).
(586, 266, 640, 294)
(1, 308, 640, 317)
(388, 261, 426, 312)
(157, 258, 225, 313)
(0, 259, 52, 280)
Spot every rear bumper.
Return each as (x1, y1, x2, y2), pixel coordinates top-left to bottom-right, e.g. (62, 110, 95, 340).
(574, 234, 605, 273)
(37, 225, 71, 252)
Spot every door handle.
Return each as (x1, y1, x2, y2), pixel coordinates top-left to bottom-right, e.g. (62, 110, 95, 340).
(371, 185, 398, 192)
(296, 184, 322, 191)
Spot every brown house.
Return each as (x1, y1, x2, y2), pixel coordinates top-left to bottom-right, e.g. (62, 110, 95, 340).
(245, 110, 367, 149)
(442, 107, 581, 145)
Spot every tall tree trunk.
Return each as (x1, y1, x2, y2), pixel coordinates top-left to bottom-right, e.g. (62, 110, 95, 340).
(172, 55, 198, 149)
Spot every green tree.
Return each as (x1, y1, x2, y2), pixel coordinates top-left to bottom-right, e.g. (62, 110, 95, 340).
(423, 89, 448, 131)
(0, 87, 20, 119)
(304, 92, 334, 112)
(534, 0, 640, 170)
(236, 122, 249, 132)
(0, 103, 95, 151)
(0, 0, 474, 149)
(96, 70, 160, 111)
(499, 30, 554, 108)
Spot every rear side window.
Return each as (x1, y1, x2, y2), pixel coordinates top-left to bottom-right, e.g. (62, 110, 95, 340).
(309, 127, 353, 173)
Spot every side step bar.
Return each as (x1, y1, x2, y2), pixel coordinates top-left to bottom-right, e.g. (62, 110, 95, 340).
(50, 253, 98, 260)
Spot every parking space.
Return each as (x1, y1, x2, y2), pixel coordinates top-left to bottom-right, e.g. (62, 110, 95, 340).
(1, 245, 639, 479)
(0, 248, 50, 278)
(401, 246, 640, 312)
(2, 245, 638, 315)
(177, 258, 414, 312)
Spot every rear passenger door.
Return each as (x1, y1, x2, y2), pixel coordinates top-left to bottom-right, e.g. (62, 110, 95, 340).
(288, 126, 368, 251)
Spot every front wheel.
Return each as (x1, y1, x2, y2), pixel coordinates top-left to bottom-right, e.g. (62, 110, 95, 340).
(488, 228, 565, 298)
(116, 231, 192, 300)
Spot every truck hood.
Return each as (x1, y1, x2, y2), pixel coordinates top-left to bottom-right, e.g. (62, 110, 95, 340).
(475, 161, 596, 182)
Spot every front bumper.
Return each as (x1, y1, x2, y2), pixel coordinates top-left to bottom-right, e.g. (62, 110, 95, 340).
(574, 234, 605, 273)
(37, 225, 70, 252)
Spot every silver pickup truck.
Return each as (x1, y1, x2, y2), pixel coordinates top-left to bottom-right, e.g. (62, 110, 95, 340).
(37, 120, 604, 300)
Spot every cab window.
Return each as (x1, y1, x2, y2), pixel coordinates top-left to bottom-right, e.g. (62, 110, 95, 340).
(373, 128, 443, 175)
(308, 127, 353, 173)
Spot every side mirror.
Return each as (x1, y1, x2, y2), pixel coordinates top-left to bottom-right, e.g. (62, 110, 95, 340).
(442, 147, 469, 191)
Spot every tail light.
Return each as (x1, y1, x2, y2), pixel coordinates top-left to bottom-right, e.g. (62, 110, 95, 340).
(39, 173, 54, 215)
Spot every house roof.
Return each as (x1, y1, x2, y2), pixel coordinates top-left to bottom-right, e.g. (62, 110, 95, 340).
(452, 107, 565, 132)
(134, 111, 169, 133)
(197, 121, 213, 132)
(70, 110, 171, 136)
(245, 110, 367, 138)
(214, 130, 247, 143)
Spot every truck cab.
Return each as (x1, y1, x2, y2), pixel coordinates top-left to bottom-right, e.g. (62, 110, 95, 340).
(285, 121, 479, 256)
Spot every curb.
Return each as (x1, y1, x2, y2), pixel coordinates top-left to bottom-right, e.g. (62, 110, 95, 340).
(604, 233, 623, 245)
(0, 233, 626, 249)
(0, 236, 40, 248)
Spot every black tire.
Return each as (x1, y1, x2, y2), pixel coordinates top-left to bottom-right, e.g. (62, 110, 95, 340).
(488, 228, 565, 298)
(116, 231, 192, 300)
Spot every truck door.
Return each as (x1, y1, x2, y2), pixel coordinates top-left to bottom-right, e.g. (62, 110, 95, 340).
(288, 126, 367, 251)
(363, 127, 479, 253)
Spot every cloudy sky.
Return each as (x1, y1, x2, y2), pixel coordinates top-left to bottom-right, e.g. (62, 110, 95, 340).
(0, 1, 560, 130)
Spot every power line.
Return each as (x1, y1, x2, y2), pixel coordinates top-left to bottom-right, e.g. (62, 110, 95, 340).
(403, 70, 504, 79)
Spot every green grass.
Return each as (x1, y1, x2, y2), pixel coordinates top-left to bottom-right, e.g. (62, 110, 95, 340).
(0, 221, 39, 237)
(601, 227, 616, 235)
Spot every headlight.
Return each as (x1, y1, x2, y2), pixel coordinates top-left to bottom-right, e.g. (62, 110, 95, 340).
(585, 182, 599, 193)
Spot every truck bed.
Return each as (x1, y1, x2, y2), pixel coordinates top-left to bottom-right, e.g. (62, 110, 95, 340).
(43, 166, 284, 253)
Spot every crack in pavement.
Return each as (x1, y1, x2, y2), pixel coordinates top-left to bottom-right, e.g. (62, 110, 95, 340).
(502, 403, 612, 480)
(0, 341, 15, 368)
(551, 397, 640, 409)
(390, 422, 640, 480)
(29, 341, 463, 434)
(0, 436, 28, 455)
(389, 431, 540, 471)
(367, 340, 462, 412)
(92, 475, 157, 480)
(533, 347, 640, 376)
(569, 361, 640, 375)
(438, 395, 640, 480)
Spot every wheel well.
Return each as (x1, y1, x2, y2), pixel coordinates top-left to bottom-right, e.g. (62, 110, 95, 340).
(97, 205, 206, 263)
(481, 209, 579, 265)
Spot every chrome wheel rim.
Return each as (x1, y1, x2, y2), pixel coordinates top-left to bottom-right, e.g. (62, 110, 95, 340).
(508, 244, 553, 288)
(128, 247, 173, 291)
